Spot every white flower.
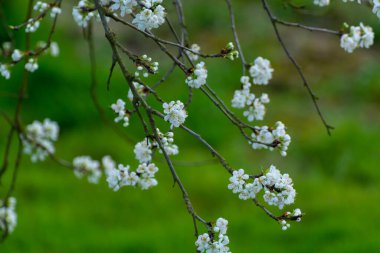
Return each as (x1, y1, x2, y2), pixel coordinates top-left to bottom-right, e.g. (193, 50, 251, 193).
(215, 218, 228, 235)
(21, 119, 59, 162)
(109, 0, 137, 17)
(132, 4, 166, 31)
(25, 58, 39, 72)
(228, 168, 249, 194)
(128, 82, 147, 101)
(195, 217, 231, 253)
(111, 98, 129, 127)
(137, 163, 159, 189)
(195, 233, 211, 252)
(242, 97, 268, 122)
(50, 42, 60, 57)
(73, 156, 102, 184)
(373, 0, 380, 18)
(249, 57, 274, 85)
(359, 23, 374, 48)
(11, 49, 23, 62)
(102, 155, 116, 177)
(25, 19, 40, 33)
(106, 166, 122, 191)
(186, 61, 207, 88)
(0, 64, 11, 80)
(259, 165, 296, 209)
(251, 121, 291, 156)
(156, 129, 179, 156)
(33, 1, 49, 12)
(134, 139, 152, 163)
(50, 6, 62, 18)
(186, 44, 201, 62)
(0, 197, 17, 234)
(313, 0, 330, 6)
(340, 34, 357, 53)
(163, 100, 188, 127)
(340, 23, 375, 53)
(72, 1, 95, 28)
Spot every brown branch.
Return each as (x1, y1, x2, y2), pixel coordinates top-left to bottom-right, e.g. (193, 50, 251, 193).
(261, 0, 334, 135)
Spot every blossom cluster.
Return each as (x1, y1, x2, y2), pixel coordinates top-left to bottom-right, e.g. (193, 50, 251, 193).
(72, 0, 99, 28)
(106, 162, 159, 191)
(249, 57, 274, 85)
(195, 217, 231, 253)
(186, 44, 201, 62)
(25, 1, 62, 33)
(313, 0, 361, 7)
(128, 82, 148, 101)
(134, 54, 159, 78)
(186, 61, 208, 88)
(104, 0, 166, 31)
(73, 156, 102, 184)
(228, 165, 297, 210)
(0, 197, 17, 234)
(163, 100, 188, 127)
(111, 98, 130, 127)
(21, 119, 59, 162)
(109, 0, 137, 17)
(374, 0, 380, 18)
(279, 208, 302, 231)
(134, 130, 179, 164)
(251, 121, 291, 157)
(231, 76, 270, 122)
(34, 1, 62, 18)
(0, 63, 10, 79)
(0, 41, 60, 80)
(340, 23, 374, 53)
(132, 0, 166, 31)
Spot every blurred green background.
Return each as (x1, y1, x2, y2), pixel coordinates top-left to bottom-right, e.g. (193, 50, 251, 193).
(1, 0, 380, 252)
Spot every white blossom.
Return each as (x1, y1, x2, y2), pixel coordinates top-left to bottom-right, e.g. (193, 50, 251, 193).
(163, 100, 187, 127)
(251, 121, 291, 156)
(25, 58, 39, 73)
(102, 155, 116, 177)
(132, 4, 166, 31)
(106, 162, 159, 191)
(134, 55, 159, 78)
(25, 19, 40, 33)
(21, 119, 59, 162)
(109, 0, 137, 17)
(136, 163, 159, 190)
(156, 129, 179, 155)
(73, 156, 102, 184)
(0, 197, 17, 234)
(231, 76, 255, 109)
(50, 6, 62, 18)
(0, 64, 11, 79)
(11, 49, 23, 62)
(249, 57, 274, 85)
(373, 0, 380, 18)
(340, 23, 374, 53)
(134, 138, 152, 163)
(227, 168, 249, 194)
(313, 0, 330, 6)
(33, 1, 49, 12)
(111, 98, 129, 127)
(186, 61, 208, 88)
(72, 1, 95, 28)
(195, 217, 231, 253)
(228, 165, 297, 211)
(50, 42, 60, 57)
(186, 44, 201, 62)
(128, 82, 146, 101)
